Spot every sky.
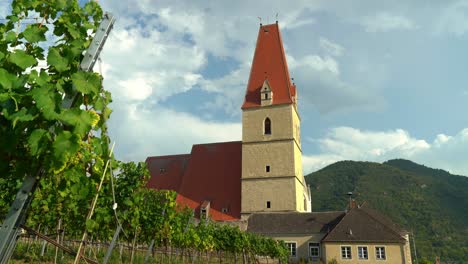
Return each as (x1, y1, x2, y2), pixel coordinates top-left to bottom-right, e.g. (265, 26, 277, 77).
(2, 0, 468, 176)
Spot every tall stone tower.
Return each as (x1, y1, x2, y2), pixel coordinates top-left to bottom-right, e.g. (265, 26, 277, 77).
(241, 23, 311, 215)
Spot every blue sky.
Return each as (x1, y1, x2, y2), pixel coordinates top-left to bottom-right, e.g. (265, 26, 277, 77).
(97, 1, 468, 176)
(3, 1, 468, 175)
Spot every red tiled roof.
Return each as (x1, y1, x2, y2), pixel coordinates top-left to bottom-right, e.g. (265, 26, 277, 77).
(242, 23, 295, 109)
(146, 154, 190, 191)
(146, 141, 242, 221)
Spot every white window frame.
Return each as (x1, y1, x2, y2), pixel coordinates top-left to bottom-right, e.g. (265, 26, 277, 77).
(341, 245, 352, 260)
(358, 246, 368, 260)
(285, 241, 297, 258)
(308, 242, 320, 258)
(375, 246, 386, 260)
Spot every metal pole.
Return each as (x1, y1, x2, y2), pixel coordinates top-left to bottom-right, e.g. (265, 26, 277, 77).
(0, 172, 41, 264)
(144, 240, 155, 264)
(0, 12, 115, 263)
(102, 224, 122, 264)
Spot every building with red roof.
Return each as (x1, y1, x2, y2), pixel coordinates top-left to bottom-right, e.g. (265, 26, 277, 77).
(145, 22, 412, 263)
(146, 22, 311, 221)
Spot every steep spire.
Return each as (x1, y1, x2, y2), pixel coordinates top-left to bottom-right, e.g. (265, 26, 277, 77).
(242, 23, 296, 109)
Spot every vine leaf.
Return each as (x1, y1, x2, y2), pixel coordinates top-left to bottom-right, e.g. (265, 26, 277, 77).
(0, 68, 17, 89)
(52, 131, 80, 170)
(8, 50, 37, 70)
(71, 71, 101, 95)
(4, 31, 17, 42)
(47, 47, 69, 72)
(58, 109, 95, 137)
(28, 129, 49, 156)
(30, 85, 57, 120)
(22, 24, 47, 43)
(9, 107, 35, 128)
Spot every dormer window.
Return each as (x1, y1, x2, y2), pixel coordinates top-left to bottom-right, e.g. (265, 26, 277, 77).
(261, 79, 273, 106)
(264, 118, 271, 135)
(200, 200, 210, 220)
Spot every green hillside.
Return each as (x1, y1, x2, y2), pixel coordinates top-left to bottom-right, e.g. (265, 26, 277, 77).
(305, 159, 468, 263)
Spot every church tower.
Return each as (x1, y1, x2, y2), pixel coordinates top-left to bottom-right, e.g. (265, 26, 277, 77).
(241, 23, 311, 215)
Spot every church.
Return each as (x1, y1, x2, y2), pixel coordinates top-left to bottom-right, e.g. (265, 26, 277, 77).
(147, 22, 412, 264)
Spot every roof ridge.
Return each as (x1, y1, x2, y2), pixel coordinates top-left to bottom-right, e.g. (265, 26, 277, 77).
(275, 23, 293, 102)
(192, 140, 242, 147)
(321, 210, 348, 241)
(146, 154, 190, 160)
(243, 25, 263, 108)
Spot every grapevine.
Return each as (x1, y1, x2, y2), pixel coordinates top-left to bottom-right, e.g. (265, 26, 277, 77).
(0, 0, 112, 241)
(0, 1, 289, 263)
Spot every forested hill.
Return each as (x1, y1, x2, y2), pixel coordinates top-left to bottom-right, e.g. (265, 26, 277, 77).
(305, 159, 468, 263)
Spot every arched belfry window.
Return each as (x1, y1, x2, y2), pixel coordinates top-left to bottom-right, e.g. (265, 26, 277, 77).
(264, 118, 271, 135)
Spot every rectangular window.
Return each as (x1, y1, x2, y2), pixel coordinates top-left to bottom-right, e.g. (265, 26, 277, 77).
(358, 246, 368, 260)
(266, 165, 270, 172)
(285, 242, 297, 257)
(376, 247, 386, 260)
(266, 201, 271, 208)
(309, 243, 320, 258)
(200, 208, 207, 219)
(341, 246, 352, 259)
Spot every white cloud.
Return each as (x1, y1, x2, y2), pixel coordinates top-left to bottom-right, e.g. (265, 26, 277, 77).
(117, 75, 153, 101)
(303, 127, 468, 176)
(435, 0, 468, 36)
(100, 23, 206, 104)
(289, 54, 384, 114)
(199, 63, 250, 116)
(0, 3, 9, 18)
(109, 103, 242, 161)
(319, 37, 344, 57)
(301, 55, 340, 75)
(361, 13, 417, 32)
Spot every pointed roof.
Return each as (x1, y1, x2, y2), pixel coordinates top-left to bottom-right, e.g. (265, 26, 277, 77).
(242, 23, 296, 109)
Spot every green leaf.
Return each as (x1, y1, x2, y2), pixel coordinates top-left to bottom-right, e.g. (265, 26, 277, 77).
(52, 130, 80, 165)
(5, 31, 17, 42)
(55, 0, 67, 9)
(47, 47, 69, 72)
(36, 71, 51, 86)
(9, 50, 37, 70)
(9, 107, 35, 128)
(0, 51, 5, 61)
(58, 109, 95, 137)
(28, 129, 48, 156)
(0, 93, 9, 102)
(0, 69, 17, 89)
(30, 85, 57, 120)
(65, 22, 81, 39)
(86, 219, 97, 231)
(71, 72, 101, 95)
(22, 24, 47, 43)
